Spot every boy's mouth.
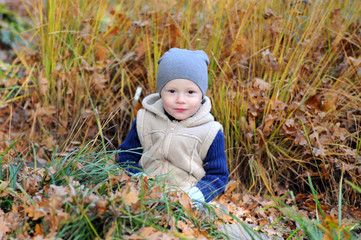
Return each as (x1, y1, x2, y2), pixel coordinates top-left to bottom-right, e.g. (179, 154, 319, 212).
(174, 108, 186, 112)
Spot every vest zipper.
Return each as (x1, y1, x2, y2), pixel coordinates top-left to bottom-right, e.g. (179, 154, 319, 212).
(163, 121, 178, 159)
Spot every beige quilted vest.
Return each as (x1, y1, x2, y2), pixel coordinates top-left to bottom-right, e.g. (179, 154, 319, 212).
(136, 93, 222, 191)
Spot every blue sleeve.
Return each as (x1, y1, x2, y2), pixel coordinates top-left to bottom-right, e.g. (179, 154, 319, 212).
(116, 119, 143, 175)
(196, 130, 229, 202)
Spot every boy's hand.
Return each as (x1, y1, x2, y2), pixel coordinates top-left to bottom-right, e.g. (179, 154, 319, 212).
(132, 172, 147, 179)
(186, 186, 205, 209)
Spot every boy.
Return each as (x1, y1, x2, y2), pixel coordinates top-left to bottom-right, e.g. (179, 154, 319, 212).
(117, 48, 229, 203)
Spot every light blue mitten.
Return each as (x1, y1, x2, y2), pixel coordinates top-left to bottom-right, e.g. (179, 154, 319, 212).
(132, 172, 147, 178)
(186, 186, 205, 209)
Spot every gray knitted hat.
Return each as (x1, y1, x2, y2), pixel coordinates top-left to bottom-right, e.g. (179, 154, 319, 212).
(156, 48, 210, 97)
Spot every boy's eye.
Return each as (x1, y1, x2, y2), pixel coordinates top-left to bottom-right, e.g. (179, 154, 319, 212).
(168, 90, 175, 93)
(188, 90, 194, 94)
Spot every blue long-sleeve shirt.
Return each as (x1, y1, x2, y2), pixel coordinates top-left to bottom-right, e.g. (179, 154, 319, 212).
(116, 119, 229, 202)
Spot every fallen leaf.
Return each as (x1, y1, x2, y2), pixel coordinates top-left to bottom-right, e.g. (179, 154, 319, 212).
(90, 72, 108, 90)
(263, 114, 274, 136)
(34, 223, 44, 236)
(332, 122, 347, 141)
(264, 8, 275, 19)
(37, 71, 49, 97)
(178, 192, 193, 212)
(122, 190, 139, 206)
(95, 199, 108, 215)
(0, 215, 11, 239)
(313, 147, 327, 157)
(261, 49, 280, 71)
(305, 95, 321, 111)
(282, 118, 296, 134)
(94, 42, 109, 61)
(25, 204, 47, 220)
(253, 78, 271, 91)
(258, 218, 269, 226)
(294, 133, 307, 146)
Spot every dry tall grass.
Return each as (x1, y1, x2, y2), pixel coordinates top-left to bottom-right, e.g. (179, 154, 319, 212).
(2, 0, 361, 205)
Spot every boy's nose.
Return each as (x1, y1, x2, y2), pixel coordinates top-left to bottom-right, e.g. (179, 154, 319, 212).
(176, 94, 185, 103)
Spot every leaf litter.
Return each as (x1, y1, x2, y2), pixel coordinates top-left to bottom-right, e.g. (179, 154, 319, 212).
(1, 158, 360, 239)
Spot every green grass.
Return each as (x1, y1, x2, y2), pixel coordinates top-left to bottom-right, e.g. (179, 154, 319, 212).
(0, 141, 253, 239)
(265, 174, 361, 239)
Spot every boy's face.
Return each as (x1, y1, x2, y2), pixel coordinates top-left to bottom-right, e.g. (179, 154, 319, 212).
(161, 78, 203, 120)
